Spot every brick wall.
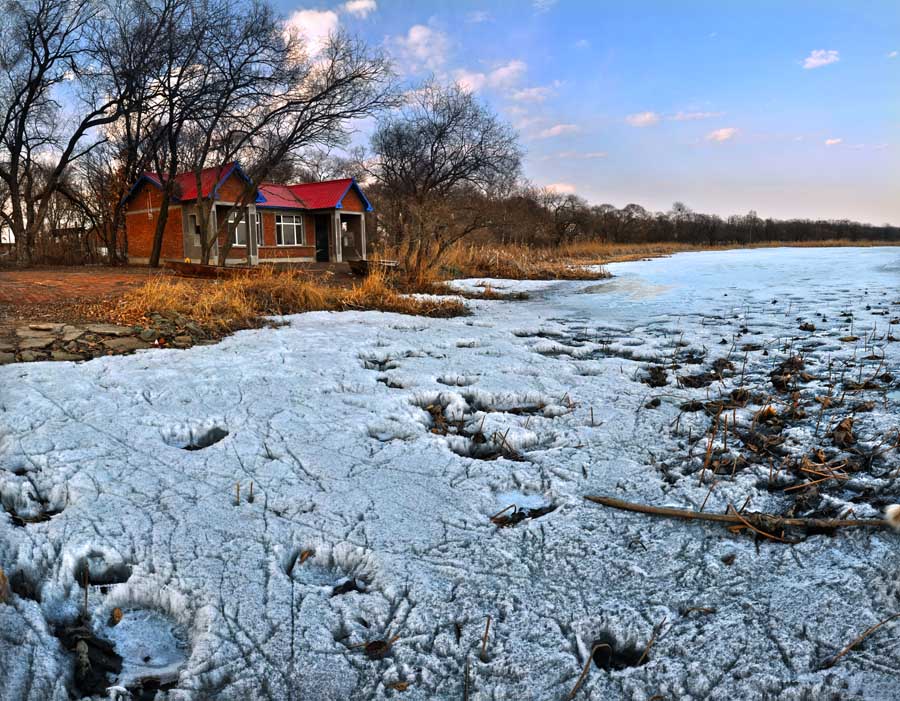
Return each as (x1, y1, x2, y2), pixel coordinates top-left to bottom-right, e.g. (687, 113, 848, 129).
(125, 182, 184, 262)
(340, 186, 366, 212)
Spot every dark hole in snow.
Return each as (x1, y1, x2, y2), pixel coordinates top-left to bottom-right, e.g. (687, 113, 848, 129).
(54, 620, 123, 698)
(590, 633, 648, 671)
(331, 578, 367, 597)
(491, 503, 557, 528)
(10, 569, 41, 602)
(183, 426, 229, 451)
(74, 555, 132, 589)
(4, 504, 63, 528)
(642, 366, 668, 388)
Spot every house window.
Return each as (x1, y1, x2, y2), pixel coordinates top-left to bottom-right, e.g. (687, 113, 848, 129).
(255, 213, 263, 247)
(228, 211, 248, 247)
(275, 214, 304, 246)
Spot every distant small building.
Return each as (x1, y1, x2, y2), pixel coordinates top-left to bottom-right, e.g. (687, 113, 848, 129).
(123, 162, 372, 265)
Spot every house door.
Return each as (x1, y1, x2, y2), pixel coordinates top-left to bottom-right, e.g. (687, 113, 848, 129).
(314, 215, 330, 262)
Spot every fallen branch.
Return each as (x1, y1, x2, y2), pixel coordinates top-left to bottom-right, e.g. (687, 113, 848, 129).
(820, 612, 900, 669)
(584, 495, 889, 535)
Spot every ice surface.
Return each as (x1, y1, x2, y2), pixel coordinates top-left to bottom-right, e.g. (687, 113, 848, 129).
(2, 247, 900, 700)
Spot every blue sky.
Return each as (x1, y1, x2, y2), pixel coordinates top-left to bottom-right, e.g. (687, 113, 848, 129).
(282, 1, 899, 224)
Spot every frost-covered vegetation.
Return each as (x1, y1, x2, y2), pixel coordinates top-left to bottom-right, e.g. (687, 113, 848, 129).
(2, 247, 900, 700)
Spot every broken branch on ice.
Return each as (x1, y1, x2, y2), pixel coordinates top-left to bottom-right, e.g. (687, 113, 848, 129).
(584, 495, 890, 539)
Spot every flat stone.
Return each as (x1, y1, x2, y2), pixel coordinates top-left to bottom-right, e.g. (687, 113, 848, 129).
(0, 342, 15, 353)
(50, 351, 84, 362)
(28, 323, 63, 333)
(60, 325, 85, 342)
(0, 352, 16, 364)
(16, 327, 56, 338)
(172, 335, 193, 347)
(103, 337, 149, 352)
(18, 351, 46, 362)
(85, 324, 134, 337)
(19, 336, 55, 350)
(139, 328, 159, 342)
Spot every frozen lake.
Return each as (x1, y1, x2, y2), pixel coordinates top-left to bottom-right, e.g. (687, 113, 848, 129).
(2, 247, 900, 700)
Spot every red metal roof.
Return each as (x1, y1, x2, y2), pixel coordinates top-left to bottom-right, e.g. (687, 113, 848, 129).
(258, 178, 356, 210)
(127, 164, 372, 211)
(138, 163, 240, 201)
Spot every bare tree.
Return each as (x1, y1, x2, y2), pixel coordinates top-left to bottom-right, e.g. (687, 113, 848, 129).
(369, 82, 521, 282)
(0, 0, 166, 265)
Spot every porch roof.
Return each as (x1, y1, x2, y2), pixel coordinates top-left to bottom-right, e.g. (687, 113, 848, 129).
(257, 178, 373, 212)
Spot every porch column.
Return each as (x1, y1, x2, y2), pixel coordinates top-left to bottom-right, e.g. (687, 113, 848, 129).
(333, 211, 343, 262)
(360, 214, 367, 261)
(247, 203, 258, 266)
(210, 206, 219, 263)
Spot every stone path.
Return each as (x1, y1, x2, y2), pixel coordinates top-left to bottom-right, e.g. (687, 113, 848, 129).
(1, 317, 204, 364)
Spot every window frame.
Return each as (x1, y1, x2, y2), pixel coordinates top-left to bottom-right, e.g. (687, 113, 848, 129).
(228, 211, 248, 248)
(275, 213, 304, 246)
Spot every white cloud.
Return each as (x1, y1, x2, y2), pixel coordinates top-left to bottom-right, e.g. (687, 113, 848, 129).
(574, 39, 590, 49)
(538, 123, 579, 138)
(803, 49, 840, 69)
(533, 0, 558, 12)
(706, 127, 738, 142)
(489, 60, 527, 88)
(343, 0, 376, 18)
(888, 50, 898, 58)
(512, 86, 552, 102)
(390, 25, 450, 72)
(555, 151, 608, 160)
(825, 138, 843, 146)
(626, 111, 661, 127)
(671, 110, 725, 121)
(546, 182, 576, 194)
(285, 9, 339, 56)
(455, 70, 486, 93)
(466, 10, 490, 23)
(455, 60, 527, 93)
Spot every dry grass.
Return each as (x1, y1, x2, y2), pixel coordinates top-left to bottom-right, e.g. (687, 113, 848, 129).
(95, 266, 466, 333)
(423, 238, 900, 281)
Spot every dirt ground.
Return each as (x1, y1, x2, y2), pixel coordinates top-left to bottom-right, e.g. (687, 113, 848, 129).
(0, 263, 359, 357)
(0, 266, 161, 322)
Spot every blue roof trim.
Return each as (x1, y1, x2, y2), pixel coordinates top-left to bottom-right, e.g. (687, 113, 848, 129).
(120, 173, 168, 207)
(336, 178, 374, 212)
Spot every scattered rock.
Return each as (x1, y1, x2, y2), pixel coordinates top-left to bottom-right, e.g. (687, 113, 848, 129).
(16, 327, 55, 338)
(138, 328, 158, 342)
(172, 336, 193, 347)
(51, 351, 84, 362)
(18, 351, 46, 362)
(18, 336, 55, 350)
(103, 337, 149, 352)
(85, 323, 134, 337)
(60, 325, 85, 342)
(0, 353, 15, 365)
(28, 323, 63, 333)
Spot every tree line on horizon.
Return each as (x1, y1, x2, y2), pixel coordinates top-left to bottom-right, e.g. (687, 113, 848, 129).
(0, 0, 894, 270)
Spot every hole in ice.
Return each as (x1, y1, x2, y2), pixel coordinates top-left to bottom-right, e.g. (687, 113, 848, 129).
(436, 374, 478, 387)
(331, 577, 367, 597)
(9, 568, 41, 602)
(183, 426, 228, 451)
(103, 609, 189, 695)
(54, 620, 122, 698)
(74, 552, 133, 592)
(590, 631, 648, 671)
(1, 480, 65, 527)
(490, 492, 557, 527)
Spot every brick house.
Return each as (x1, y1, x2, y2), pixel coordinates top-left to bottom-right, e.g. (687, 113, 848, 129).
(123, 162, 372, 265)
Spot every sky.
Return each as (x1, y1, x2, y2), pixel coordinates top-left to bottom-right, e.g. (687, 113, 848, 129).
(280, 0, 900, 225)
